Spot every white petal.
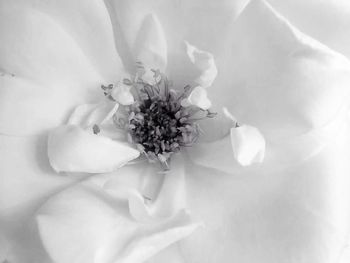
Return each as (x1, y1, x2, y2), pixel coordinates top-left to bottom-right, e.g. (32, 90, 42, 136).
(182, 129, 350, 263)
(104, 155, 187, 222)
(182, 86, 212, 110)
(150, 156, 187, 218)
(0, 1, 121, 84)
(0, 233, 9, 263)
(112, 84, 135, 106)
(36, 176, 199, 263)
(0, 133, 82, 262)
(185, 41, 218, 88)
(117, 212, 199, 263)
(0, 134, 77, 214)
(0, 3, 120, 135)
(230, 125, 266, 166)
(134, 14, 167, 72)
(209, 0, 350, 140)
(68, 103, 126, 141)
(222, 107, 265, 166)
(68, 103, 119, 127)
(48, 125, 140, 173)
(0, 75, 76, 136)
(267, 0, 350, 59)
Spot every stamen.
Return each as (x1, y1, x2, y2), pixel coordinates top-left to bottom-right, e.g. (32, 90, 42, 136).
(107, 64, 215, 169)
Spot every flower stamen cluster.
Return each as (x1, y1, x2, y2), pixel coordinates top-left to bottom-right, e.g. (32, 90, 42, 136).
(104, 65, 216, 170)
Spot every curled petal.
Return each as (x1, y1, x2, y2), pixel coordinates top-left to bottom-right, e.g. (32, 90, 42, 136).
(230, 124, 266, 166)
(185, 41, 218, 88)
(104, 155, 187, 222)
(48, 125, 140, 173)
(36, 175, 199, 263)
(181, 86, 212, 110)
(223, 107, 265, 166)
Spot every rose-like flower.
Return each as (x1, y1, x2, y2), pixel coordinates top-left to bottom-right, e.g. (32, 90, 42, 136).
(2, 1, 350, 263)
(36, 12, 227, 263)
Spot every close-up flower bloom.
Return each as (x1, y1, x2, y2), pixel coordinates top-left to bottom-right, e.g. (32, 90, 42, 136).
(1, 0, 350, 263)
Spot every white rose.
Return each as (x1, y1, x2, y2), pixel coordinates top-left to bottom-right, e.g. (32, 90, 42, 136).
(2, 1, 350, 263)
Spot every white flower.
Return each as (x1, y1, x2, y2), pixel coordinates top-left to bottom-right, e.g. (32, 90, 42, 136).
(2, 1, 350, 263)
(36, 13, 217, 263)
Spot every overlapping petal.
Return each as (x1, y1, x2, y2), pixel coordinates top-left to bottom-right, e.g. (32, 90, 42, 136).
(68, 103, 119, 128)
(0, 1, 122, 135)
(183, 133, 350, 262)
(0, 133, 81, 263)
(0, 0, 122, 81)
(2, 1, 350, 263)
(37, 158, 199, 263)
(191, 0, 350, 172)
(48, 125, 140, 173)
(104, 155, 187, 221)
(268, 0, 350, 60)
(207, 0, 350, 141)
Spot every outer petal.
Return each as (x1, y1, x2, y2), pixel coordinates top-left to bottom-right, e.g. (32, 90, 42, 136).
(48, 125, 140, 173)
(0, 2, 122, 135)
(182, 126, 350, 263)
(185, 41, 218, 88)
(106, 0, 247, 60)
(0, 0, 128, 136)
(0, 134, 80, 263)
(268, 0, 350, 60)
(0, 75, 83, 136)
(190, 102, 347, 175)
(0, 0, 122, 81)
(207, 0, 350, 141)
(36, 162, 199, 263)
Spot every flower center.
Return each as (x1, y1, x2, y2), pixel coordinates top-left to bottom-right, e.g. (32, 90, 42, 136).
(105, 65, 216, 170)
(126, 90, 200, 166)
